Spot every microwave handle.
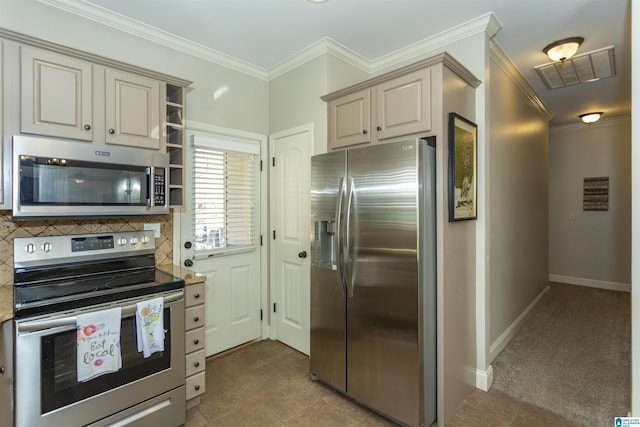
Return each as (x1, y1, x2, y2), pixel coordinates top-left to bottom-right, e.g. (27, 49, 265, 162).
(146, 167, 154, 208)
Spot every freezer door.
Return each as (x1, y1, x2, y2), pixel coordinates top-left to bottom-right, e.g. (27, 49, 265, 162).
(345, 139, 430, 427)
(310, 150, 347, 392)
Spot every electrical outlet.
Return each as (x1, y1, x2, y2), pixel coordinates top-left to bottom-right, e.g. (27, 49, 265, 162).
(568, 212, 575, 221)
(144, 223, 161, 238)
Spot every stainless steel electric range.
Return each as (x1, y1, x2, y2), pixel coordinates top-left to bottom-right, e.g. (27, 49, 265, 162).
(12, 230, 186, 427)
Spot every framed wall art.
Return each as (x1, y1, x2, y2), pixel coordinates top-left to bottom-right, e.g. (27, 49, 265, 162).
(583, 176, 609, 211)
(448, 112, 477, 222)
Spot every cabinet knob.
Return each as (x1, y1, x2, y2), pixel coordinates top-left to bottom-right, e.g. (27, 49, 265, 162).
(362, 129, 368, 134)
(193, 316, 199, 322)
(377, 126, 382, 131)
(184, 258, 194, 267)
(194, 361, 200, 368)
(0, 365, 5, 374)
(194, 293, 200, 299)
(108, 128, 115, 135)
(84, 124, 91, 131)
(194, 385, 200, 391)
(193, 339, 199, 345)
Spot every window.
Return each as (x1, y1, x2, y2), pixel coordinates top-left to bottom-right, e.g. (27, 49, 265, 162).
(191, 135, 259, 256)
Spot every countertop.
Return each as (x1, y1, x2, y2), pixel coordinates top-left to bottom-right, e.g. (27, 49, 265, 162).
(0, 265, 206, 324)
(157, 264, 207, 286)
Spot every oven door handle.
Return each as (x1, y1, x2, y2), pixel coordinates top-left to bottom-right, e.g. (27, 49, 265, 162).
(17, 291, 184, 333)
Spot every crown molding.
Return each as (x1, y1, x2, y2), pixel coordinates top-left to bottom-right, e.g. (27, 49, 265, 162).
(370, 12, 501, 75)
(38, 0, 500, 88)
(489, 39, 553, 120)
(37, 0, 270, 80)
(268, 37, 370, 80)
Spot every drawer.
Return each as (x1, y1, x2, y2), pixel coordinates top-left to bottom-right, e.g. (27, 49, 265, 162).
(186, 349, 205, 377)
(186, 372, 205, 400)
(185, 328, 205, 353)
(185, 283, 205, 307)
(185, 305, 205, 331)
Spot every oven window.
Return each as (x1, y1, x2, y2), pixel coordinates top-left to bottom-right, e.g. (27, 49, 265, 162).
(40, 308, 171, 414)
(19, 156, 148, 206)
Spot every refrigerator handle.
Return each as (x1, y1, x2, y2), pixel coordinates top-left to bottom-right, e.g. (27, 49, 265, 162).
(344, 176, 355, 298)
(335, 177, 346, 296)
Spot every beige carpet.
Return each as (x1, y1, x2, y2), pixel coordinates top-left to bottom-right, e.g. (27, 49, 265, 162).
(491, 282, 631, 427)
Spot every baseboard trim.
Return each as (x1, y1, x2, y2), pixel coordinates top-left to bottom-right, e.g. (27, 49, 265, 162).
(475, 365, 494, 391)
(489, 285, 550, 362)
(549, 274, 631, 292)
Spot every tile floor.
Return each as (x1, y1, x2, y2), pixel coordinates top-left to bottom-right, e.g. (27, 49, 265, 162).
(184, 339, 580, 427)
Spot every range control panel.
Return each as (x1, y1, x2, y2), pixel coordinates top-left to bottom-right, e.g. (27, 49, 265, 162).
(14, 230, 156, 267)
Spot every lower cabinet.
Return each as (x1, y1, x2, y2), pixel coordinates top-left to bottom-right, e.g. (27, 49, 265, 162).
(185, 282, 206, 405)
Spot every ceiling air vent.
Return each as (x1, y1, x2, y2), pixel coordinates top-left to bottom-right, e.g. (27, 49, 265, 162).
(534, 46, 616, 89)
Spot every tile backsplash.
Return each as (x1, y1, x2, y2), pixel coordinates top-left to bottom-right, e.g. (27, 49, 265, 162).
(0, 211, 173, 283)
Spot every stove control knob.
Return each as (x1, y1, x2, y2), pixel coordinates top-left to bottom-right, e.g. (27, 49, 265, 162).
(117, 237, 128, 246)
(24, 243, 36, 254)
(140, 235, 150, 245)
(41, 242, 52, 253)
(130, 237, 139, 245)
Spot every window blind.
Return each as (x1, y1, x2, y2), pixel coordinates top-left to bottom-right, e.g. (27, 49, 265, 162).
(191, 134, 258, 256)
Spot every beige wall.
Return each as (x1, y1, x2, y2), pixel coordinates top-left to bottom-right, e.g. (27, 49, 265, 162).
(549, 118, 631, 288)
(487, 55, 549, 352)
(438, 65, 478, 424)
(269, 55, 368, 156)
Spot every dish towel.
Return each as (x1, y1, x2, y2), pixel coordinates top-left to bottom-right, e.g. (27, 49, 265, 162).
(136, 297, 165, 358)
(76, 307, 122, 382)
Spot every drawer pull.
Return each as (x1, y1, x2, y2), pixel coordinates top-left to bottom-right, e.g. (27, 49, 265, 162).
(194, 293, 200, 299)
(193, 339, 199, 345)
(193, 316, 199, 322)
(194, 384, 200, 391)
(194, 361, 200, 368)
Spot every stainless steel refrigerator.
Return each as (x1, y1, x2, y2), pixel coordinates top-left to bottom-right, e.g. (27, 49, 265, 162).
(310, 138, 436, 427)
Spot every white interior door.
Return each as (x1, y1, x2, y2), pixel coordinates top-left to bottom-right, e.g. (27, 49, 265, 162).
(270, 124, 312, 355)
(178, 123, 267, 356)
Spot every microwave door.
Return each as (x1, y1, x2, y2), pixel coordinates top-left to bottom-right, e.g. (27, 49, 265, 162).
(12, 134, 169, 218)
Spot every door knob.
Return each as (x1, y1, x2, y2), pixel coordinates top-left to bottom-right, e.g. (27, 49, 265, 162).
(298, 251, 307, 258)
(184, 258, 194, 267)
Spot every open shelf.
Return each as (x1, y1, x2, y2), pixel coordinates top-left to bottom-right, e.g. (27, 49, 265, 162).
(165, 84, 185, 207)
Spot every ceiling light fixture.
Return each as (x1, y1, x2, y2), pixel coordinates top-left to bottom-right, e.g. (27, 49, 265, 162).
(307, 0, 328, 3)
(579, 112, 603, 124)
(543, 37, 584, 62)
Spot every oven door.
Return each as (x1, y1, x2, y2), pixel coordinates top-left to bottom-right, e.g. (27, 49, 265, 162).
(14, 290, 185, 427)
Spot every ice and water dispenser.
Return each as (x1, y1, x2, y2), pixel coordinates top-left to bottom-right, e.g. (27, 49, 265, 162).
(311, 220, 337, 270)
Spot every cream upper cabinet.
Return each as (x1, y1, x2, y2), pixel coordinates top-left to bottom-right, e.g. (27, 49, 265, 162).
(105, 69, 160, 150)
(328, 88, 371, 150)
(326, 68, 432, 150)
(376, 68, 431, 140)
(20, 46, 161, 150)
(20, 46, 93, 141)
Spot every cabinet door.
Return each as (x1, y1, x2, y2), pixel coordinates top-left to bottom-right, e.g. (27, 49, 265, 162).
(328, 89, 370, 150)
(20, 46, 93, 141)
(376, 68, 431, 140)
(105, 69, 160, 150)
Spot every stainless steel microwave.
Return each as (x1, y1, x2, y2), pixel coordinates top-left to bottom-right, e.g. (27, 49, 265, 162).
(12, 135, 169, 219)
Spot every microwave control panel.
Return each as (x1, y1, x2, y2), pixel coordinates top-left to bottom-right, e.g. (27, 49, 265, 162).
(154, 167, 166, 206)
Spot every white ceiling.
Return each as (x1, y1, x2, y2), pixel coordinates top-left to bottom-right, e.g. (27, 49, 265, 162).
(78, 0, 631, 126)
